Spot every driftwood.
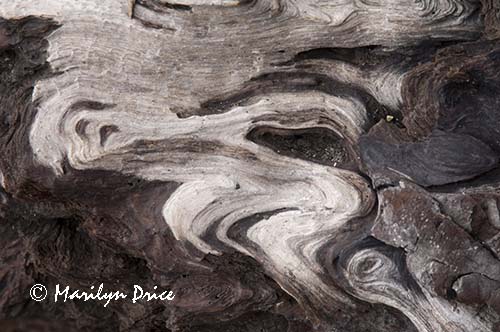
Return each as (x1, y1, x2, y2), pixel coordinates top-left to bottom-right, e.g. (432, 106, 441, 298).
(1, 0, 500, 331)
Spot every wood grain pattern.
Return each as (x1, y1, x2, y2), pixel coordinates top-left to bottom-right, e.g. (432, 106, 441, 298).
(1, 1, 500, 331)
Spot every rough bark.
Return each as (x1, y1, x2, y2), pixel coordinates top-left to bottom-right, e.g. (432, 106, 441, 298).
(0, 1, 500, 331)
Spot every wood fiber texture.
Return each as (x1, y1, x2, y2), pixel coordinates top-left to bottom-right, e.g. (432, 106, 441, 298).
(0, 0, 500, 331)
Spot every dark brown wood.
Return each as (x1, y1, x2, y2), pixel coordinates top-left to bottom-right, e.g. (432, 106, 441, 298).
(1, 1, 500, 331)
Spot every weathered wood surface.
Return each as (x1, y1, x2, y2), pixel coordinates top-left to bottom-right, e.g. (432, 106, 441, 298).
(1, 0, 500, 331)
